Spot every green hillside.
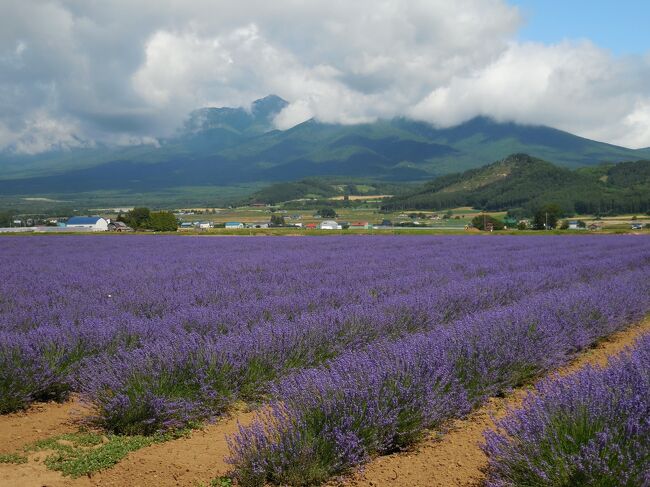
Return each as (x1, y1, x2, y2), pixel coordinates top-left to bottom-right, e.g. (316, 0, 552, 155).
(244, 179, 412, 205)
(382, 154, 650, 215)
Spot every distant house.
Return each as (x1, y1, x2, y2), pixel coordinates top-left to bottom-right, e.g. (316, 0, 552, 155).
(107, 221, 133, 232)
(246, 222, 270, 229)
(197, 221, 212, 229)
(225, 222, 244, 229)
(588, 223, 602, 231)
(568, 220, 580, 230)
(350, 221, 372, 229)
(179, 222, 195, 230)
(305, 223, 318, 229)
(65, 216, 108, 232)
(319, 220, 341, 230)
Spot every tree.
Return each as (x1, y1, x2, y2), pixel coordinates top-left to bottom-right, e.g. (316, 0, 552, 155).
(270, 214, 285, 226)
(471, 214, 505, 231)
(318, 207, 337, 218)
(120, 207, 151, 229)
(0, 210, 15, 227)
(148, 211, 178, 231)
(532, 204, 562, 230)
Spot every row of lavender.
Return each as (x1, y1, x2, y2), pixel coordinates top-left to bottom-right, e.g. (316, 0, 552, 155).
(1, 237, 649, 440)
(78, 249, 650, 433)
(484, 333, 650, 486)
(226, 260, 650, 484)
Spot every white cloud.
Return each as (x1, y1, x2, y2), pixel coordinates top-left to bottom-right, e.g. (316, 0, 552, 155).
(409, 41, 650, 148)
(1, 0, 650, 152)
(1, 112, 89, 155)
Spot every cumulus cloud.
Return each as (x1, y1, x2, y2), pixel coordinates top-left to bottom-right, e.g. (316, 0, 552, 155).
(0, 0, 649, 154)
(410, 41, 650, 147)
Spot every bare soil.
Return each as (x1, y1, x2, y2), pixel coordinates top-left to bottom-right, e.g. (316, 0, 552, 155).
(1, 318, 648, 487)
(0, 406, 256, 487)
(0, 396, 88, 454)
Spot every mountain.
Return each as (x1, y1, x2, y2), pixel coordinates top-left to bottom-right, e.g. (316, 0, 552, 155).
(182, 95, 289, 137)
(382, 154, 650, 215)
(1, 95, 649, 206)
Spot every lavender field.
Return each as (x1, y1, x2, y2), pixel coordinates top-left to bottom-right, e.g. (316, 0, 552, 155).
(484, 334, 650, 486)
(1, 235, 650, 485)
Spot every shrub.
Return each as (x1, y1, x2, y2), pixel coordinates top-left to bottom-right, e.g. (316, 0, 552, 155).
(78, 336, 235, 435)
(483, 334, 650, 487)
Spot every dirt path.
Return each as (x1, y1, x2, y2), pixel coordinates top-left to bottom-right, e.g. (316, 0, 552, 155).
(0, 407, 256, 487)
(76, 409, 256, 487)
(341, 317, 650, 487)
(0, 396, 88, 454)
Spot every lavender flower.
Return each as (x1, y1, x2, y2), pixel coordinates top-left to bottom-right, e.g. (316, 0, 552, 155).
(483, 333, 650, 487)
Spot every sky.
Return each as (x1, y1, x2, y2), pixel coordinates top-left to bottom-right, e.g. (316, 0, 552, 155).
(514, 0, 650, 55)
(0, 0, 649, 155)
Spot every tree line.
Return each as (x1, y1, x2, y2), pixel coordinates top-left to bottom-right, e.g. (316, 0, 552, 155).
(117, 208, 178, 231)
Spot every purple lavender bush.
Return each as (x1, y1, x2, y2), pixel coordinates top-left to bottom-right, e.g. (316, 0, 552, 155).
(76, 334, 238, 434)
(227, 269, 650, 485)
(227, 333, 465, 486)
(483, 333, 650, 487)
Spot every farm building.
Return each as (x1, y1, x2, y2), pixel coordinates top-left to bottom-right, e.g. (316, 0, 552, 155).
(225, 222, 244, 229)
(107, 221, 133, 232)
(65, 216, 108, 231)
(197, 222, 212, 229)
(320, 220, 342, 230)
(567, 220, 586, 230)
(246, 222, 270, 228)
(350, 221, 372, 229)
(305, 223, 318, 229)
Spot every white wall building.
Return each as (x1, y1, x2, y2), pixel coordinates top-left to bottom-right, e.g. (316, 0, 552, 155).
(319, 220, 342, 230)
(65, 216, 109, 231)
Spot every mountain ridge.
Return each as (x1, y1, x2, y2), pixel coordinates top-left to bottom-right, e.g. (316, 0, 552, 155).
(1, 96, 649, 204)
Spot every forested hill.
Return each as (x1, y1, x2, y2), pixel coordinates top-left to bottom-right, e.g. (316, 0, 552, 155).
(381, 154, 650, 215)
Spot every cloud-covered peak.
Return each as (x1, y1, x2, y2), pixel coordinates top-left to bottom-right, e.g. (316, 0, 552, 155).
(251, 95, 289, 119)
(182, 95, 288, 135)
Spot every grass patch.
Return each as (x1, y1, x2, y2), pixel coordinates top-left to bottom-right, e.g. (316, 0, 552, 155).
(198, 477, 233, 487)
(0, 452, 28, 464)
(23, 429, 189, 477)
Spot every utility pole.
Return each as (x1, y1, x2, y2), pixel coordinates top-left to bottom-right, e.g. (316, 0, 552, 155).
(545, 211, 548, 230)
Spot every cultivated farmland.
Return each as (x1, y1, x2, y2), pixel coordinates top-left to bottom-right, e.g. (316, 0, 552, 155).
(1, 235, 649, 486)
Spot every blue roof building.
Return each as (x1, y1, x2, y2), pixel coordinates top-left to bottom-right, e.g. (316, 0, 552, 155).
(66, 217, 104, 225)
(66, 216, 108, 231)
